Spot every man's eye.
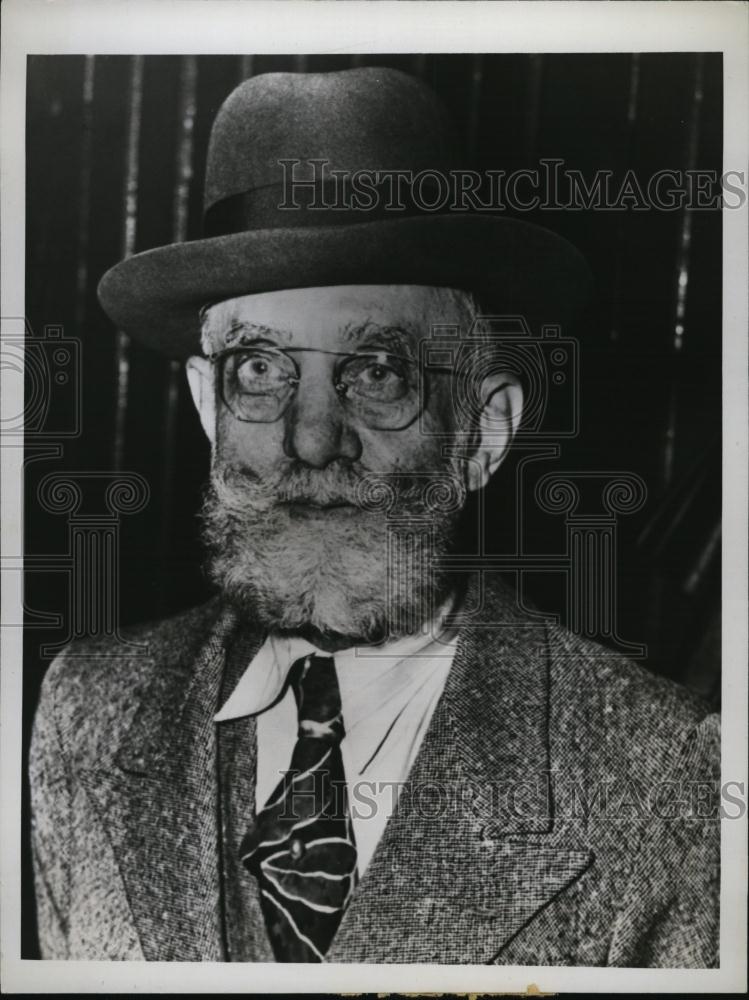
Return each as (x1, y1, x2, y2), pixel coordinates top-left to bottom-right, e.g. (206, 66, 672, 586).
(341, 357, 412, 402)
(363, 363, 396, 385)
(233, 352, 289, 394)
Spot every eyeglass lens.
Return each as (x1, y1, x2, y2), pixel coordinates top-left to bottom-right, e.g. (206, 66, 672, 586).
(219, 348, 422, 430)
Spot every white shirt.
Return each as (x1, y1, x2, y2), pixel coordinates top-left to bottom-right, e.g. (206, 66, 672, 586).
(214, 605, 459, 875)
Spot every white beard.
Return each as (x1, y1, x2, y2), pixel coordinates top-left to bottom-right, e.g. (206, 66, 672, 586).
(200, 460, 467, 644)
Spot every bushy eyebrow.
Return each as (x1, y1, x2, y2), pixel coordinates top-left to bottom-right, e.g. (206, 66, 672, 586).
(216, 318, 420, 356)
(340, 319, 420, 357)
(223, 320, 291, 343)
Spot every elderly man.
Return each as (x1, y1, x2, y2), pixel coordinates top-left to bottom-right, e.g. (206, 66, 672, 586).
(30, 67, 719, 966)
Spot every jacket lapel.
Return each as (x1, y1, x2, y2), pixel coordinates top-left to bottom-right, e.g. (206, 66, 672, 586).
(214, 622, 276, 962)
(78, 604, 246, 961)
(77, 579, 593, 964)
(327, 579, 594, 963)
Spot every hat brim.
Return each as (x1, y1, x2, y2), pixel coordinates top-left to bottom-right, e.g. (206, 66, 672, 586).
(97, 214, 592, 359)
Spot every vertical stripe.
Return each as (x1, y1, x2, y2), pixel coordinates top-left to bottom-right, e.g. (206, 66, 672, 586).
(293, 55, 309, 73)
(672, 54, 704, 353)
(466, 54, 484, 161)
(525, 55, 544, 162)
(662, 54, 704, 486)
(105, 527, 114, 633)
(158, 56, 199, 607)
(74, 55, 95, 332)
(626, 52, 640, 124)
(411, 54, 427, 79)
(121, 57, 144, 261)
(570, 530, 579, 633)
(171, 57, 198, 246)
(113, 55, 144, 472)
(90, 530, 99, 634)
(602, 531, 612, 635)
(585, 531, 592, 636)
(610, 53, 641, 342)
(74, 528, 83, 635)
(683, 520, 721, 596)
(238, 55, 254, 82)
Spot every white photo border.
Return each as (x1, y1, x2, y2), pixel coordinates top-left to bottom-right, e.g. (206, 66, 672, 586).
(1, 0, 747, 993)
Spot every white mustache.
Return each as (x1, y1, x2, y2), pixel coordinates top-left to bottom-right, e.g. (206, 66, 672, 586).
(213, 462, 365, 510)
(211, 461, 467, 516)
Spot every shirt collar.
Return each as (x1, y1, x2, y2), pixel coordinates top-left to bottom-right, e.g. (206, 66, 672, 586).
(213, 594, 458, 723)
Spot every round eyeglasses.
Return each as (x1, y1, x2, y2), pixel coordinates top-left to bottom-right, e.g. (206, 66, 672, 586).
(207, 346, 438, 431)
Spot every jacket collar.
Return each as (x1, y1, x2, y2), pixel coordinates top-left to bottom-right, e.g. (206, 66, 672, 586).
(327, 576, 593, 962)
(213, 591, 458, 723)
(79, 601, 262, 961)
(81, 577, 593, 963)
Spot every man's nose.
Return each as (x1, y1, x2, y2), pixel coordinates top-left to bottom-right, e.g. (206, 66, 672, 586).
(282, 372, 362, 468)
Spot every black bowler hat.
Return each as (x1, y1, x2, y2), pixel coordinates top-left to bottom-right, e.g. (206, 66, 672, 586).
(97, 67, 591, 359)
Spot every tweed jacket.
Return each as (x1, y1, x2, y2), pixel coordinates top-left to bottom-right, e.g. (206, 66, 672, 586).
(29, 578, 720, 966)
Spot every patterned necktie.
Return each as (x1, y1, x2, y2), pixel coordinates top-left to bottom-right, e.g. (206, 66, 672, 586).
(239, 653, 358, 962)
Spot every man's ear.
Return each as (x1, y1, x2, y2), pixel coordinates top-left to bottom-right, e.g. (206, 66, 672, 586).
(185, 356, 216, 447)
(466, 372, 523, 492)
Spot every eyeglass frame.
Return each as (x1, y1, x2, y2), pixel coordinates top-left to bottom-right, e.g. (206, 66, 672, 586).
(203, 343, 458, 430)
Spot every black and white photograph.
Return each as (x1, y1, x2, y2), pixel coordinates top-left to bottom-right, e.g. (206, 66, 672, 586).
(1, 0, 747, 993)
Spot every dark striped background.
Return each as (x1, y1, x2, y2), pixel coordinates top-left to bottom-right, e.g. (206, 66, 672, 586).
(23, 53, 722, 955)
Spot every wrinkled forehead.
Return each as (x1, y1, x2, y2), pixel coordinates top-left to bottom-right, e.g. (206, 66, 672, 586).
(199, 284, 477, 354)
